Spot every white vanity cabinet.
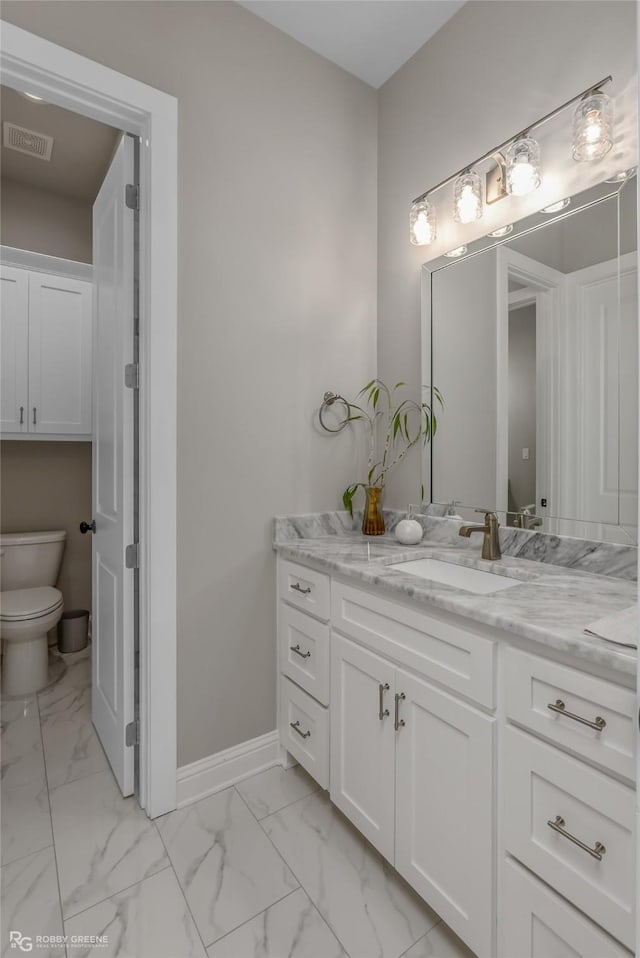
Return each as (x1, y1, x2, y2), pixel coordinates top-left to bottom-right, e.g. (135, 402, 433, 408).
(1, 264, 92, 439)
(501, 648, 636, 957)
(275, 553, 636, 958)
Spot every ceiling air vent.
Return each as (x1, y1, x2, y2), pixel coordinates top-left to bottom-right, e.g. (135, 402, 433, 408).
(3, 122, 54, 161)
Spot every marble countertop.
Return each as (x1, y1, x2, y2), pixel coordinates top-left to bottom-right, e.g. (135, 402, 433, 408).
(274, 531, 638, 679)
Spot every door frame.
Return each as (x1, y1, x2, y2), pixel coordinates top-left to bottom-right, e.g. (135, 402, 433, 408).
(0, 21, 178, 818)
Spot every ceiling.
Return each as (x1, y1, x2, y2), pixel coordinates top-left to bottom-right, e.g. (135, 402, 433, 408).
(236, 0, 466, 88)
(1, 85, 121, 202)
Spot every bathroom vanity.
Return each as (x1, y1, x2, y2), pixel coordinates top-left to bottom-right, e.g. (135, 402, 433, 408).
(274, 517, 636, 958)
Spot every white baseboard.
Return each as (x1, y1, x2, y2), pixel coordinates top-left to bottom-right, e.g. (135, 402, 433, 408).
(176, 730, 280, 808)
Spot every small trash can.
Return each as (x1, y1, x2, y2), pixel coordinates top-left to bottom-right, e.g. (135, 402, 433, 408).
(57, 609, 89, 653)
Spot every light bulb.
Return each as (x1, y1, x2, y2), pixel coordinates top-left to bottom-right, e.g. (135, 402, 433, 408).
(506, 136, 541, 196)
(572, 92, 613, 162)
(453, 171, 483, 224)
(409, 198, 436, 246)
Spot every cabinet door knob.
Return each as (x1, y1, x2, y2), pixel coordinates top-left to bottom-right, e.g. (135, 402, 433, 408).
(32, 407, 37, 426)
(394, 692, 406, 730)
(290, 582, 311, 595)
(290, 644, 311, 660)
(290, 720, 311, 740)
(19, 406, 24, 425)
(80, 520, 96, 534)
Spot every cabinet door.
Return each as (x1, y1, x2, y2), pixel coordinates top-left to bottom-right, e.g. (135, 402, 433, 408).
(330, 632, 396, 862)
(1, 266, 29, 433)
(28, 272, 92, 435)
(501, 857, 632, 958)
(395, 669, 495, 958)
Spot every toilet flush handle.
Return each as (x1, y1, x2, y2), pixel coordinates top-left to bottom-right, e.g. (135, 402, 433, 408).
(80, 520, 96, 534)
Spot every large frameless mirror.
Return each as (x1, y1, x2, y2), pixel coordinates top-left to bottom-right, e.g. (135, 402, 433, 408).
(421, 174, 638, 544)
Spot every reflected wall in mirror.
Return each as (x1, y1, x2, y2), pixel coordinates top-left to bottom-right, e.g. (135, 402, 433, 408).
(422, 175, 638, 544)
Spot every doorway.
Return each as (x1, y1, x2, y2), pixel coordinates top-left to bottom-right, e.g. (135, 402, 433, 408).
(1, 20, 178, 818)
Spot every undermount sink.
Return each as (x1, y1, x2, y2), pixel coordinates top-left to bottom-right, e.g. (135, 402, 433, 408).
(389, 558, 519, 595)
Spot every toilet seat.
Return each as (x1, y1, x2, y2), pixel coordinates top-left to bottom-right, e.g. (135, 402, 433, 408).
(1, 587, 63, 621)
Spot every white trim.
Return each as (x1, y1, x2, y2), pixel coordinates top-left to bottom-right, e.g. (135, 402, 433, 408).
(1, 246, 92, 281)
(176, 732, 280, 809)
(0, 21, 178, 819)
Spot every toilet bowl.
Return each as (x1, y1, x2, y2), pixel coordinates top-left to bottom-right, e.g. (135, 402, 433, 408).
(1, 587, 64, 696)
(1, 530, 67, 696)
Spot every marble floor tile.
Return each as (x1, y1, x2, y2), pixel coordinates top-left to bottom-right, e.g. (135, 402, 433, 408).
(235, 764, 319, 820)
(401, 921, 477, 958)
(50, 769, 168, 919)
(64, 867, 207, 958)
(1, 781, 53, 866)
(40, 683, 108, 789)
(1, 696, 46, 790)
(157, 787, 298, 947)
(1, 846, 64, 958)
(207, 887, 347, 958)
(262, 791, 439, 958)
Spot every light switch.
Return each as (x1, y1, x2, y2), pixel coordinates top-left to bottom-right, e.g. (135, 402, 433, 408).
(522, 447, 530, 461)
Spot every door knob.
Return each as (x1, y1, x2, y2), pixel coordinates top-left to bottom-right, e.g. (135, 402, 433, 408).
(80, 520, 96, 534)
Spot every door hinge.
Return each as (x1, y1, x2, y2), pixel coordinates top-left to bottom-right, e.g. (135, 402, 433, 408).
(125, 543, 139, 569)
(124, 363, 139, 389)
(125, 183, 140, 211)
(125, 720, 139, 747)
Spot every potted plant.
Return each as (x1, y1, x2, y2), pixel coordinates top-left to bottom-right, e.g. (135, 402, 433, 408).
(338, 379, 443, 535)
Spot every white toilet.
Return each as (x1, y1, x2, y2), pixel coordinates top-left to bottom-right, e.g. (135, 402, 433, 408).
(0, 530, 66, 696)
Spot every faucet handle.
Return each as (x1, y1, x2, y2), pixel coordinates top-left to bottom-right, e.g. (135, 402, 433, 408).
(475, 508, 497, 517)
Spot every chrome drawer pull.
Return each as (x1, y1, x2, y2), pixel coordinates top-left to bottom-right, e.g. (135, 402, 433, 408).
(547, 699, 606, 731)
(547, 815, 606, 860)
(290, 644, 311, 659)
(290, 582, 312, 595)
(394, 692, 406, 730)
(378, 682, 390, 720)
(290, 720, 311, 739)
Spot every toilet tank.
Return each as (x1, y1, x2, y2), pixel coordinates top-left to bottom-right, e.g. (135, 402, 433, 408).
(0, 531, 67, 590)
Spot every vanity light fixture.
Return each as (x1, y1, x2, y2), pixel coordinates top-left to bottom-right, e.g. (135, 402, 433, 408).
(541, 197, 571, 213)
(410, 197, 436, 246)
(453, 170, 483, 224)
(505, 136, 542, 196)
(572, 90, 613, 162)
(605, 166, 637, 183)
(444, 245, 468, 258)
(409, 75, 613, 247)
(487, 224, 513, 237)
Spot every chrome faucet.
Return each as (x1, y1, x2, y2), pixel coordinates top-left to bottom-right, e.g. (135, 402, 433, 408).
(458, 510, 502, 560)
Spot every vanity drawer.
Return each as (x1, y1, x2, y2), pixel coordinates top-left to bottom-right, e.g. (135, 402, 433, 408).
(279, 603, 329, 705)
(278, 558, 330, 621)
(505, 648, 636, 781)
(501, 857, 633, 958)
(503, 726, 635, 949)
(279, 676, 329, 789)
(331, 580, 496, 707)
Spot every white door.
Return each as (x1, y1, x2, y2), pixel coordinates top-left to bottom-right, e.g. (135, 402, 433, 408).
(91, 135, 136, 796)
(330, 633, 396, 862)
(28, 272, 92, 435)
(395, 669, 495, 958)
(0, 265, 29, 434)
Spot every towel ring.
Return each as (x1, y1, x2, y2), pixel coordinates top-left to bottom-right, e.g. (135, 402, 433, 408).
(319, 391, 351, 433)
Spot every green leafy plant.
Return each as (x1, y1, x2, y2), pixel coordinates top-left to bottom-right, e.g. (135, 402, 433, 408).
(341, 379, 443, 516)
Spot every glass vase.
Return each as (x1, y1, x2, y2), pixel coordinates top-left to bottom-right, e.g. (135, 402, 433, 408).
(362, 485, 385, 536)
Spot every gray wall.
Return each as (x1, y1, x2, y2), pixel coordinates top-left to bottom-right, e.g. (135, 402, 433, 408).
(1, 441, 92, 613)
(1, 179, 92, 261)
(508, 306, 536, 510)
(377, 0, 637, 508)
(2, 1, 378, 766)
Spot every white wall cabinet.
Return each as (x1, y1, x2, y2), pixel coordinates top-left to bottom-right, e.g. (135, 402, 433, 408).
(1, 265, 92, 439)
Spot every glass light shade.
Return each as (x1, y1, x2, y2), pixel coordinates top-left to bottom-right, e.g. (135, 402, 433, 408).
(444, 245, 467, 258)
(487, 224, 513, 237)
(453, 171, 483, 224)
(572, 92, 613, 162)
(541, 198, 570, 213)
(410, 198, 436, 246)
(506, 137, 541, 196)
